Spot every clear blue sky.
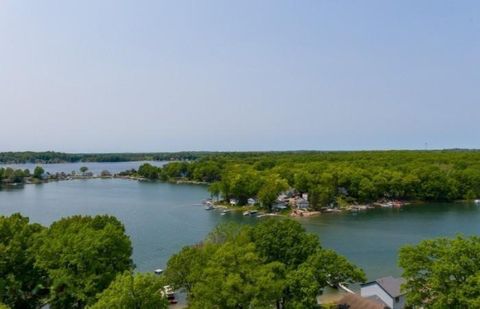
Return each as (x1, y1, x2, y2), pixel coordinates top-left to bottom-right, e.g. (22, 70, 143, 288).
(1, 1, 479, 152)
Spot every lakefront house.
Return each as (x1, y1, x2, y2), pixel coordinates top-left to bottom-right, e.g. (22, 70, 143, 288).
(360, 276, 406, 309)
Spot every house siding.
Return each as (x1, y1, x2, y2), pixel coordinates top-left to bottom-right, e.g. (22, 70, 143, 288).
(361, 284, 394, 308)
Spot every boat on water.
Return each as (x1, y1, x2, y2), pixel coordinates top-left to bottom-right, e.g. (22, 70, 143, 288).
(243, 210, 258, 216)
(474, 199, 480, 204)
(205, 204, 214, 210)
(221, 209, 230, 216)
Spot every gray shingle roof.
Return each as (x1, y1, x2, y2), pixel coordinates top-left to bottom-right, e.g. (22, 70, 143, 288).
(370, 276, 405, 297)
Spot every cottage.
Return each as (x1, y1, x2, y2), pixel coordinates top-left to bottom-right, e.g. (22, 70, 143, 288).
(360, 276, 406, 309)
(229, 198, 238, 206)
(247, 198, 256, 205)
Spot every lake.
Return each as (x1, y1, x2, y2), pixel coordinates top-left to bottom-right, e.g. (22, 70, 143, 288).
(0, 161, 167, 175)
(1, 163, 479, 284)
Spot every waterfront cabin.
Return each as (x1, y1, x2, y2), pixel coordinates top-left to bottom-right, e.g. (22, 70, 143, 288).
(229, 198, 238, 206)
(247, 198, 256, 205)
(360, 276, 406, 309)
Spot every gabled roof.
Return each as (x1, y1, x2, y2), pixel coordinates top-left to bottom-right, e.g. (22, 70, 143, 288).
(336, 293, 387, 309)
(361, 276, 406, 298)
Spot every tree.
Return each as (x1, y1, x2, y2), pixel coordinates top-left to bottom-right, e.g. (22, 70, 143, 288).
(33, 166, 45, 179)
(165, 245, 213, 295)
(0, 214, 47, 308)
(399, 235, 480, 308)
(165, 219, 365, 309)
(189, 242, 286, 309)
(258, 175, 288, 211)
(79, 166, 89, 174)
(137, 163, 159, 180)
(35, 215, 133, 308)
(250, 219, 319, 269)
(89, 272, 168, 309)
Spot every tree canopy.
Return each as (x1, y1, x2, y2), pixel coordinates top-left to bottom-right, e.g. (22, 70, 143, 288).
(133, 150, 480, 208)
(34, 215, 133, 308)
(89, 272, 168, 309)
(165, 218, 365, 308)
(0, 213, 47, 308)
(399, 235, 480, 308)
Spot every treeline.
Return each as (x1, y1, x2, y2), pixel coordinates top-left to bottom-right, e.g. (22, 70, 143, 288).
(136, 150, 480, 207)
(0, 151, 207, 163)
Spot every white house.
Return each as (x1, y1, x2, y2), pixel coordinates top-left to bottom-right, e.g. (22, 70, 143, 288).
(360, 276, 406, 309)
(247, 198, 256, 205)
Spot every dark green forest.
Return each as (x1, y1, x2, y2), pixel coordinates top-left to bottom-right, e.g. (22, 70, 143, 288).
(0, 151, 204, 163)
(135, 150, 480, 206)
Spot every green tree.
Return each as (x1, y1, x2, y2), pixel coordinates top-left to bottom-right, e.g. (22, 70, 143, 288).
(79, 166, 89, 174)
(0, 214, 47, 308)
(250, 219, 319, 269)
(399, 235, 480, 308)
(138, 163, 159, 180)
(33, 166, 45, 179)
(35, 215, 133, 308)
(189, 242, 286, 309)
(258, 175, 288, 211)
(89, 272, 168, 309)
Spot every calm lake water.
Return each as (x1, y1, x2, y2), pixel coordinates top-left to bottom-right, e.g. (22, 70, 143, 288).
(1, 163, 479, 284)
(0, 161, 167, 175)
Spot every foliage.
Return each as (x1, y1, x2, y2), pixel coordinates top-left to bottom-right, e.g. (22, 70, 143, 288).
(33, 166, 45, 179)
(0, 214, 47, 308)
(89, 272, 168, 309)
(165, 219, 365, 308)
(132, 150, 480, 206)
(251, 219, 319, 269)
(0, 167, 29, 184)
(35, 215, 133, 308)
(399, 235, 480, 308)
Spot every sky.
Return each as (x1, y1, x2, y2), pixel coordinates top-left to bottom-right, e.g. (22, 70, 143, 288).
(0, 1, 479, 152)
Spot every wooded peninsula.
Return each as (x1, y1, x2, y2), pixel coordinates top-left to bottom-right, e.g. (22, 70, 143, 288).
(134, 150, 480, 206)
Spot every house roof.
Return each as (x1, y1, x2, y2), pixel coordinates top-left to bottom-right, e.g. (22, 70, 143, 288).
(361, 276, 406, 298)
(336, 293, 387, 309)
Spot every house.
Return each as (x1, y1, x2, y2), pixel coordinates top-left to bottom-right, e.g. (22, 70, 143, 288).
(360, 276, 406, 309)
(247, 198, 256, 205)
(229, 198, 238, 206)
(301, 193, 308, 200)
(336, 293, 388, 309)
(296, 198, 309, 209)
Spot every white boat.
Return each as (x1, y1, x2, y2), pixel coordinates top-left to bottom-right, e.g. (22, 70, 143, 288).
(474, 199, 480, 204)
(243, 211, 250, 216)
